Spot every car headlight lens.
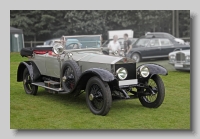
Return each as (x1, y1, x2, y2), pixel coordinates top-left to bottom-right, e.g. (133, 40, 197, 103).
(185, 55, 190, 62)
(116, 67, 128, 80)
(140, 66, 150, 78)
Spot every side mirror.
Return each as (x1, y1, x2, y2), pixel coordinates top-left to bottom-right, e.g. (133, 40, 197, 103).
(52, 43, 64, 55)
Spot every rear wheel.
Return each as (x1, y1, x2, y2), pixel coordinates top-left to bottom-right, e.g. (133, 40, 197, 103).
(139, 75, 165, 108)
(86, 77, 112, 116)
(23, 68, 38, 95)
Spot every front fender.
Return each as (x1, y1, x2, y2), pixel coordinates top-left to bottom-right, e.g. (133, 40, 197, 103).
(82, 68, 115, 82)
(71, 68, 118, 94)
(136, 63, 168, 82)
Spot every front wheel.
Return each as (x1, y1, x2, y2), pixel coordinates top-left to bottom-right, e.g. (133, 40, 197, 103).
(86, 77, 112, 116)
(139, 75, 165, 108)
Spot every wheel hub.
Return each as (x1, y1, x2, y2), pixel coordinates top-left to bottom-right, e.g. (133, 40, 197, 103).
(89, 94, 94, 101)
(62, 76, 67, 82)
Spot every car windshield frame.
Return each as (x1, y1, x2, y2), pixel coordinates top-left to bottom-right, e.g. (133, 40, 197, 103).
(63, 35, 102, 50)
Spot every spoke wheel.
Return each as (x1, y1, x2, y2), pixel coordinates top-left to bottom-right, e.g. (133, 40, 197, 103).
(143, 79, 158, 103)
(63, 66, 75, 90)
(23, 68, 38, 95)
(61, 60, 81, 93)
(139, 75, 165, 108)
(86, 77, 112, 116)
(89, 84, 104, 110)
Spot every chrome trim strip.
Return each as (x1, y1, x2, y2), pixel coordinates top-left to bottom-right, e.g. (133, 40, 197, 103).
(119, 79, 138, 86)
(143, 55, 168, 59)
(64, 48, 102, 53)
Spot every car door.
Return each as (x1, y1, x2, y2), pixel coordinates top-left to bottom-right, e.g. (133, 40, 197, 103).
(159, 38, 174, 56)
(32, 53, 48, 75)
(45, 52, 61, 78)
(143, 39, 162, 58)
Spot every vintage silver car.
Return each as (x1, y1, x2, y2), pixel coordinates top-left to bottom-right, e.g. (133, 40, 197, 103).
(168, 49, 190, 71)
(17, 35, 168, 116)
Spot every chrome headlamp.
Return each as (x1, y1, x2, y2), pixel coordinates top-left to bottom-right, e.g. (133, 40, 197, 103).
(140, 66, 150, 78)
(169, 55, 175, 62)
(185, 55, 190, 62)
(116, 67, 128, 80)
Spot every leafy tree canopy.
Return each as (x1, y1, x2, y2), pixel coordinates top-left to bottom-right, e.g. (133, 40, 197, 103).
(10, 10, 190, 41)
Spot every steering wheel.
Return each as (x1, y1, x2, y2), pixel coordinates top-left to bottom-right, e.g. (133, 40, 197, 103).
(66, 43, 81, 50)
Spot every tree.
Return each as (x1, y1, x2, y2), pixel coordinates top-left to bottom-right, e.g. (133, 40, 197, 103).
(10, 10, 190, 41)
(179, 10, 190, 37)
(11, 10, 62, 41)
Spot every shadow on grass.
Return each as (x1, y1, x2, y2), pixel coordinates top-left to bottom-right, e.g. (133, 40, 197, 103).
(35, 89, 143, 111)
(36, 90, 86, 105)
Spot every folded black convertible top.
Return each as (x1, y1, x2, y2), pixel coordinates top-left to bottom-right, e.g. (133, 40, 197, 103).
(20, 47, 53, 57)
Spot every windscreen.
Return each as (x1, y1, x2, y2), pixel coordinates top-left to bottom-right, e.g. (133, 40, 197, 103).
(64, 35, 101, 50)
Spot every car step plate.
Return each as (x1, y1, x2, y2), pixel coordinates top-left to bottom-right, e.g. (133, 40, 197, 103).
(32, 82, 65, 92)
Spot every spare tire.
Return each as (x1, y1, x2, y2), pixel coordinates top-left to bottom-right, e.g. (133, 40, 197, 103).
(61, 60, 81, 93)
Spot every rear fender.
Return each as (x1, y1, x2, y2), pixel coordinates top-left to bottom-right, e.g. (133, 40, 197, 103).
(17, 61, 41, 82)
(129, 51, 142, 58)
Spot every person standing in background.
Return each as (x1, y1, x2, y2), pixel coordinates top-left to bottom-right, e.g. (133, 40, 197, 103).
(108, 35, 121, 55)
(60, 36, 66, 46)
(123, 33, 132, 56)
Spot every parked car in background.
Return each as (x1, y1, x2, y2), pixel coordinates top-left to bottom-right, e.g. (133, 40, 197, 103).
(168, 49, 190, 71)
(127, 36, 190, 62)
(18, 35, 168, 116)
(145, 32, 185, 44)
(102, 38, 138, 49)
(131, 38, 138, 46)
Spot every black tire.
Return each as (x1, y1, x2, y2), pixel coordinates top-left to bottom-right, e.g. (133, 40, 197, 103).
(61, 60, 81, 92)
(131, 53, 141, 62)
(139, 75, 165, 108)
(86, 77, 112, 116)
(23, 68, 38, 95)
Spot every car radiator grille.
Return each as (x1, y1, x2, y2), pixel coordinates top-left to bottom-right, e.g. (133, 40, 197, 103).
(176, 53, 185, 62)
(115, 63, 136, 80)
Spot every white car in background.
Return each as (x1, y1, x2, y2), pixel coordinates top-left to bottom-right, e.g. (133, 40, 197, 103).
(168, 49, 190, 71)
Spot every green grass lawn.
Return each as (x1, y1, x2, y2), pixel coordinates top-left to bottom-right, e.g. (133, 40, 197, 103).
(10, 52, 190, 129)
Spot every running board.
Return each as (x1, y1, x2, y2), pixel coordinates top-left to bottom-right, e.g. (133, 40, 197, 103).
(32, 82, 66, 93)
